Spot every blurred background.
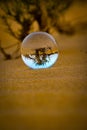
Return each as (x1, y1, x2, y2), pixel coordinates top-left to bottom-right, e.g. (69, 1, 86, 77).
(0, 0, 87, 60)
(0, 0, 87, 130)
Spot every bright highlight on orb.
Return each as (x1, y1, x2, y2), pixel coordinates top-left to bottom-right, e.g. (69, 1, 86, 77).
(21, 32, 59, 69)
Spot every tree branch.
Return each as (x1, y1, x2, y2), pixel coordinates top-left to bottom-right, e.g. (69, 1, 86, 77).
(2, 16, 19, 40)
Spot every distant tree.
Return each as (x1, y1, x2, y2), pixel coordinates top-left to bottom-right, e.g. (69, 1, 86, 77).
(27, 47, 53, 65)
(0, 0, 73, 59)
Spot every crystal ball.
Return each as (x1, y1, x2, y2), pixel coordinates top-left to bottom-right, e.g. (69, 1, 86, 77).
(21, 32, 59, 69)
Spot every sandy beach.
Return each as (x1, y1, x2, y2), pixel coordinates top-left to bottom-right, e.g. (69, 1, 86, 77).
(0, 33, 87, 130)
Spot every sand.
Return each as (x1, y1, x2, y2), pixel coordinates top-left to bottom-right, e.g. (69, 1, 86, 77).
(0, 33, 87, 130)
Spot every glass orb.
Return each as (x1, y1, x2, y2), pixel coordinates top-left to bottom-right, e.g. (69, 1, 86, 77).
(21, 32, 59, 69)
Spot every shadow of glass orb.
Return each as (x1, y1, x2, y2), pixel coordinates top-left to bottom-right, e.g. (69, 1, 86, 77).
(21, 32, 59, 69)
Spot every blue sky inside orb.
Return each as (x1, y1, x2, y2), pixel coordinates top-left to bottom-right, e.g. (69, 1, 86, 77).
(21, 53, 58, 69)
(21, 32, 59, 69)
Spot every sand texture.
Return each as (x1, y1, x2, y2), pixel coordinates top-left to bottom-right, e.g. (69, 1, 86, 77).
(0, 34, 87, 130)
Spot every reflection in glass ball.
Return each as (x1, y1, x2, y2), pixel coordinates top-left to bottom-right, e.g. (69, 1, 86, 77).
(21, 32, 59, 69)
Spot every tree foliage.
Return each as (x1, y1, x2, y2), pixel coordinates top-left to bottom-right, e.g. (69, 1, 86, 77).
(0, 0, 73, 59)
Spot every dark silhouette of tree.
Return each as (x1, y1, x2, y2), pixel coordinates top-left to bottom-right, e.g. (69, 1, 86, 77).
(25, 47, 57, 65)
(0, 0, 73, 59)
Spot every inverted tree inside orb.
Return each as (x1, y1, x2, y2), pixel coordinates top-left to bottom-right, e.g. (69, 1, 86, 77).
(21, 32, 59, 69)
